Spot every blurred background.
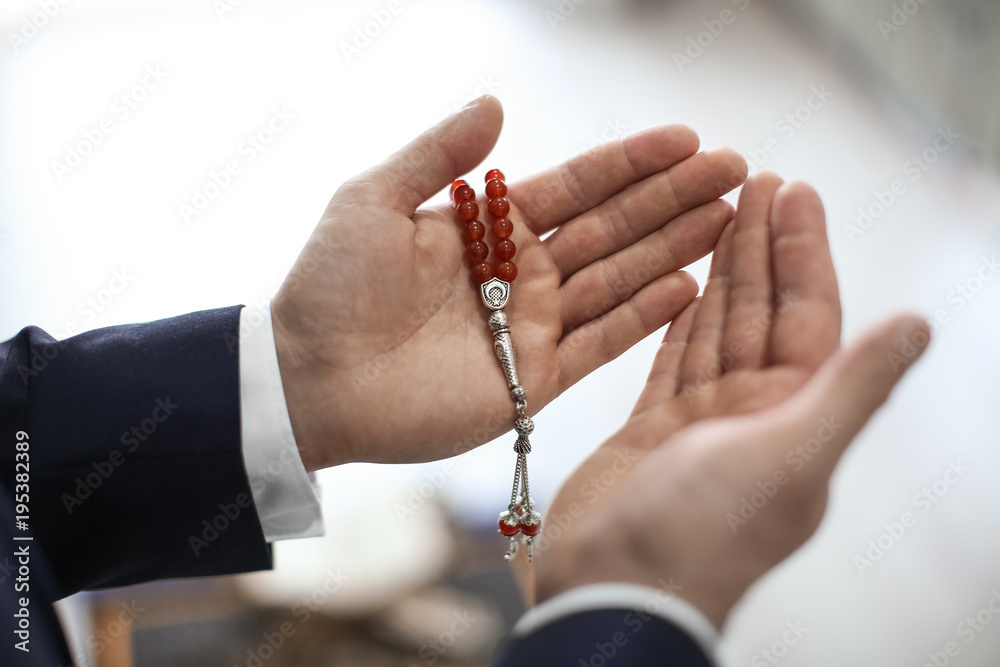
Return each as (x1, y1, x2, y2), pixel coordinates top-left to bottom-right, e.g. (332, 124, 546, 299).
(2, 0, 999, 665)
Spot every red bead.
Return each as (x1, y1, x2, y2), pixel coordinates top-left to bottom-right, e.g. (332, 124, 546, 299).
(485, 178, 507, 198)
(496, 261, 517, 282)
(471, 261, 494, 284)
(499, 517, 520, 536)
(491, 217, 513, 239)
(463, 221, 485, 243)
(495, 239, 516, 261)
(466, 241, 489, 264)
(450, 179, 467, 195)
(453, 185, 475, 205)
(521, 519, 541, 536)
(487, 197, 510, 218)
(457, 201, 479, 222)
(485, 169, 505, 183)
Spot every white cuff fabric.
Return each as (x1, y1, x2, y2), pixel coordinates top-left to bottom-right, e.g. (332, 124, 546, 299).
(512, 583, 719, 662)
(238, 302, 325, 542)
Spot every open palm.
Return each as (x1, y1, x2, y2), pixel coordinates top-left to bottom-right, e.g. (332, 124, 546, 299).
(534, 177, 929, 625)
(544, 174, 842, 511)
(270, 96, 748, 470)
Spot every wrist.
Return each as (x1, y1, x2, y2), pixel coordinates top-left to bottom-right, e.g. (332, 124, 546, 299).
(270, 299, 343, 472)
(536, 506, 735, 629)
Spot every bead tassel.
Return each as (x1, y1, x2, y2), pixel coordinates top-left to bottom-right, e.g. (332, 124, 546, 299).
(452, 171, 539, 562)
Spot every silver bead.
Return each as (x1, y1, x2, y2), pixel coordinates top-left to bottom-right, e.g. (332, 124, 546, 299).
(514, 416, 534, 436)
(510, 385, 527, 402)
(481, 278, 510, 311)
(489, 310, 508, 332)
(499, 510, 519, 528)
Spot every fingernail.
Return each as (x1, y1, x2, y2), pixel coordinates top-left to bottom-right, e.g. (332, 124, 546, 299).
(461, 94, 491, 110)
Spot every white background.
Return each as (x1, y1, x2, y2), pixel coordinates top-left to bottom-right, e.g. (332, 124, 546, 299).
(2, 0, 1000, 665)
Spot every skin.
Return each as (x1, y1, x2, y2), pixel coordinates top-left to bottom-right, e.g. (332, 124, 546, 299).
(271, 95, 748, 470)
(270, 95, 930, 628)
(535, 175, 930, 627)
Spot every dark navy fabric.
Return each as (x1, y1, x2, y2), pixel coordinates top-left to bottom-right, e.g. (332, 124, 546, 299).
(0, 307, 271, 664)
(0, 306, 708, 665)
(493, 608, 714, 666)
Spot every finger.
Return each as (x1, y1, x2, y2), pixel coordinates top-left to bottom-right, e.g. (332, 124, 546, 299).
(720, 172, 783, 370)
(768, 182, 842, 370)
(510, 125, 702, 236)
(631, 298, 701, 416)
(556, 271, 698, 393)
(544, 149, 747, 280)
(559, 199, 734, 332)
(678, 223, 734, 389)
(333, 95, 503, 217)
(774, 314, 930, 483)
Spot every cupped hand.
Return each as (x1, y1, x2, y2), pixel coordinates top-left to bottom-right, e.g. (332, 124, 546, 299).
(539, 173, 844, 510)
(271, 96, 748, 470)
(535, 177, 931, 627)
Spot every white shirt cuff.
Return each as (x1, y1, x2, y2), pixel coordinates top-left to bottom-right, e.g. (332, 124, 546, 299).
(513, 583, 719, 661)
(238, 302, 325, 542)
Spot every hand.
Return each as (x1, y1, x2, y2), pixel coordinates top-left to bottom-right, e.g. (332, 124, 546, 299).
(270, 95, 748, 471)
(538, 173, 843, 511)
(535, 177, 930, 627)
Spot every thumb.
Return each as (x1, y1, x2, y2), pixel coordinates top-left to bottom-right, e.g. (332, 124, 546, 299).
(339, 94, 503, 216)
(778, 313, 931, 481)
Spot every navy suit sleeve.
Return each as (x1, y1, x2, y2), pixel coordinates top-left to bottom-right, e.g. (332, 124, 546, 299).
(493, 609, 715, 667)
(0, 306, 272, 599)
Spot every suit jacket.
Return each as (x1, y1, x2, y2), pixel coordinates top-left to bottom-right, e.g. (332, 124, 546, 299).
(493, 609, 714, 666)
(0, 307, 712, 666)
(0, 307, 271, 665)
